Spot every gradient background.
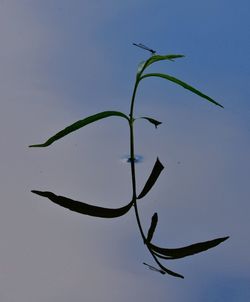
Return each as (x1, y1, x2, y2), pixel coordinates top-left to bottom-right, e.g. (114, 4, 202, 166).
(0, 1, 249, 301)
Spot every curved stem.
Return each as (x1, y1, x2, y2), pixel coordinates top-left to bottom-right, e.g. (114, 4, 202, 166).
(129, 79, 145, 238)
(129, 70, 183, 278)
(128, 79, 150, 245)
(129, 81, 139, 119)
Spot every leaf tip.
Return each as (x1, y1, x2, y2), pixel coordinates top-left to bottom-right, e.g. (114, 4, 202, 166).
(31, 190, 39, 194)
(31, 190, 46, 196)
(156, 157, 164, 170)
(29, 143, 46, 148)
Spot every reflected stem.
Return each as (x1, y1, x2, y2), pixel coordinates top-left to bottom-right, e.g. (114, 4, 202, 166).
(129, 77, 164, 271)
(129, 79, 144, 237)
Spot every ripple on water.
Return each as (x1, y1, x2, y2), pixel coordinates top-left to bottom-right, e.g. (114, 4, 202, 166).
(120, 155, 144, 164)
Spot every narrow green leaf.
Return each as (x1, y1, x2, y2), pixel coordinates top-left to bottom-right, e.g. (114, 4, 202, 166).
(137, 157, 164, 199)
(149, 236, 229, 259)
(136, 55, 184, 78)
(139, 117, 162, 128)
(145, 54, 185, 69)
(146, 213, 158, 243)
(29, 111, 129, 147)
(136, 60, 147, 76)
(140, 73, 224, 108)
(31, 190, 133, 218)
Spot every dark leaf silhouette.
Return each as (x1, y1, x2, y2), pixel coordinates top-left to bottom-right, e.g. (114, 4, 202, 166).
(140, 117, 162, 128)
(29, 111, 129, 147)
(137, 157, 164, 199)
(143, 262, 165, 275)
(157, 262, 184, 279)
(31, 190, 133, 218)
(149, 236, 229, 259)
(140, 73, 224, 108)
(146, 213, 158, 243)
(143, 262, 184, 279)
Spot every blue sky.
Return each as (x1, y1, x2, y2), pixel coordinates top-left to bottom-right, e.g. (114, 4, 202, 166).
(0, 1, 250, 301)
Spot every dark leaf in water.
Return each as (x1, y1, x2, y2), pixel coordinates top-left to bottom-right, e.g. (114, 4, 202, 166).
(139, 117, 162, 128)
(31, 190, 133, 218)
(143, 262, 184, 279)
(149, 236, 229, 259)
(143, 262, 165, 275)
(140, 73, 224, 108)
(157, 262, 184, 279)
(137, 157, 164, 199)
(146, 213, 158, 243)
(29, 111, 129, 147)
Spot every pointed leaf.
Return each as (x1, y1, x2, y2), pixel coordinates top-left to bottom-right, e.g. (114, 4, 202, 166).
(140, 73, 223, 108)
(143, 262, 165, 275)
(137, 157, 164, 199)
(145, 54, 185, 69)
(136, 60, 147, 76)
(139, 117, 162, 128)
(31, 190, 133, 218)
(29, 111, 129, 147)
(146, 213, 158, 243)
(149, 236, 229, 259)
(136, 55, 184, 78)
(157, 262, 184, 279)
(143, 262, 184, 279)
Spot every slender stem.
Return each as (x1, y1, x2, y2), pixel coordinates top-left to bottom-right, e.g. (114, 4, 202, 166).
(129, 122, 146, 242)
(129, 79, 146, 241)
(129, 122, 137, 200)
(129, 96, 170, 269)
(129, 79, 139, 197)
(129, 81, 139, 118)
(128, 65, 184, 279)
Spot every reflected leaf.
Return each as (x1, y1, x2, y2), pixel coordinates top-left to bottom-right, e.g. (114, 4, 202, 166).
(157, 262, 184, 279)
(29, 111, 129, 147)
(143, 262, 165, 275)
(143, 262, 184, 279)
(139, 117, 162, 128)
(149, 236, 229, 259)
(140, 73, 224, 108)
(31, 190, 133, 218)
(137, 157, 164, 199)
(146, 213, 158, 243)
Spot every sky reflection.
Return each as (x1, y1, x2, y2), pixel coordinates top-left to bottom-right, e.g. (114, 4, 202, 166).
(0, 0, 249, 301)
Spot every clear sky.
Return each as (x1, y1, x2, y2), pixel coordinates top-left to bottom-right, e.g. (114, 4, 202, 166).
(0, 1, 250, 301)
